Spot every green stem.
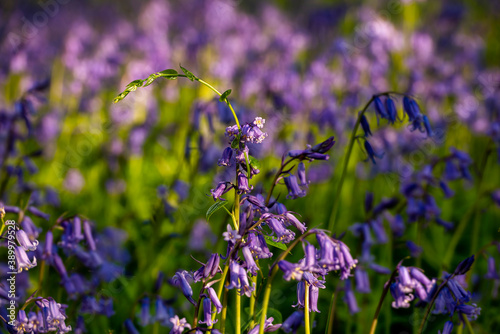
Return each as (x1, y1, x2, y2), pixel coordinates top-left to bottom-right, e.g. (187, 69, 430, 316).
(463, 316, 475, 334)
(236, 290, 241, 334)
(327, 96, 375, 232)
(38, 260, 46, 296)
(258, 230, 316, 334)
(369, 266, 400, 334)
(325, 288, 338, 334)
(212, 265, 229, 322)
(265, 158, 294, 206)
(249, 273, 257, 328)
(197, 78, 240, 129)
(304, 282, 311, 334)
(220, 288, 228, 333)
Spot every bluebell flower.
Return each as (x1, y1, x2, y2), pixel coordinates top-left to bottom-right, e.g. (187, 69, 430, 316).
(484, 257, 499, 280)
(284, 174, 306, 199)
(20, 216, 42, 240)
(27, 206, 50, 220)
(15, 246, 37, 272)
(422, 115, 433, 137)
(373, 96, 388, 119)
(218, 147, 233, 167)
(281, 311, 304, 333)
(124, 318, 140, 334)
(241, 122, 267, 144)
(316, 232, 358, 279)
(457, 303, 481, 321)
(172, 271, 195, 305)
(354, 268, 371, 293)
(390, 282, 414, 308)
(137, 297, 150, 326)
(16, 229, 39, 251)
(403, 96, 421, 121)
(453, 255, 475, 275)
(438, 321, 453, 334)
(247, 232, 273, 259)
(344, 279, 360, 314)
(170, 315, 191, 334)
(207, 287, 223, 314)
(237, 173, 253, 194)
(360, 113, 372, 137)
(406, 241, 423, 257)
(278, 260, 304, 281)
(266, 217, 295, 243)
(297, 162, 309, 187)
(248, 316, 281, 334)
(210, 182, 232, 201)
(222, 224, 241, 244)
(237, 265, 255, 297)
(227, 261, 242, 289)
(198, 297, 217, 326)
(193, 253, 221, 282)
(293, 281, 306, 309)
(242, 246, 259, 276)
(13, 310, 32, 333)
(364, 139, 384, 164)
(311, 136, 335, 153)
(154, 297, 172, 326)
(385, 97, 398, 124)
(370, 219, 388, 244)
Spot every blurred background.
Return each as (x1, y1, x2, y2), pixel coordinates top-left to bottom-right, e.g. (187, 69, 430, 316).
(1, 0, 500, 333)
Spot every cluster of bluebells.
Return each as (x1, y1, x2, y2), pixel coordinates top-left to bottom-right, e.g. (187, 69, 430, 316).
(157, 117, 341, 333)
(277, 232, 358, 315)
(360, 94, 433, 164)
(389, 265, 436, 308)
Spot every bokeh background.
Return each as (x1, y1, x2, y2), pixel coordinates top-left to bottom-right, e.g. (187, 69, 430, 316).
(1, 0, 500, 333)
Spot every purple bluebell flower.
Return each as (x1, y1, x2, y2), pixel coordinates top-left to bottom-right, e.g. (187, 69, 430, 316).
(385, 97, 398, 124)
(15, 246, 37, 272)
(210, 182, 232, 201)
(364, 139, 384, 164)
(237, 173, 252, 193)
(284, 175, 306, 199)
(344, 279, 360, 314)
(124, 319, 140, 334)
(242, 246, 259, 276)
(266, 217, 295, 243)
(282, 311, 304, 333)
(406, 241, 423, 257)
(138, 297, 150, 326)
(311, 136, 335, 153)
(485, 257, 499, 280)
(439, 181, 454, 198)
(454, 255, 475, 275)
(20, 216, 41, 240)
(403, 96, 420, 121)
(199, 297, 217, 326)
(27, 206, 50, 220)
(296, 162, 309, 187)
(309, 284, 321, 312)
(373, 96, 388, 119)
(170, 315, 191, 334)
(241, 122, 267, 144)
(154, 297, 171, 326)
(293, 281, 306, 309)
(37, 297, 71, 333)
(248, 316, 281, 333)
(360, 114, 372, 137)
(354, 268, 371, 293)
(238, 266, 255, 297)
(218, 147, 233, 167)
(247, 232, 273, 259)
(207, 287, 223, 314)
(278, 260, 304, 281)
(370, 219, 388, 244)
(422, 115, 433, 137)
(172, 271, 195, 305)
(16, 229, 39, 251)
(227, 261, 242, 289)
(223, 224, 241, 244)
(14, 310, 33, 333)
(390, 282, 414, 308)
(457, 303, 481, 321)
(193, 253, 220, 282)
(438, 321, 453, 334)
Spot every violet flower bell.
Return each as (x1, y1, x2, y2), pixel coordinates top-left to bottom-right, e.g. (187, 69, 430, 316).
(172, 271, 195, 305)
(15, 246, 37, 272)
(198, 297, 217, 326)
(16, 229, 39, 251)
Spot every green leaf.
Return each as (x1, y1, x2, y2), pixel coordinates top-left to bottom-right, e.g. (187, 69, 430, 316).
(143, 73, 160, 87)
(206, 201, 227, 222)
(263, 235, 287, 250)
(159, 69, 179, 79)
(231, 136, 240, 149)
(248, 155, 261, 170)
(126, 79, 144, 88)
(180, 65, 197, 81)
(219, 89, 232, 102)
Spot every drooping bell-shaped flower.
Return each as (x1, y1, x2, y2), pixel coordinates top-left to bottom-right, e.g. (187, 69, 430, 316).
(15, 246, 37, 272)
(16, 229, 39, 251)
(172, 271, 195, 305)
(198, 297, 217, 326)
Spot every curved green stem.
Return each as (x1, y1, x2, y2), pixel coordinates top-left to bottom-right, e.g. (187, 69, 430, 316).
(197, 78, 240, 129)
(304, 282, 311, 334)
(327, 96, 375, 232)
(369, 265, 400, 334)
